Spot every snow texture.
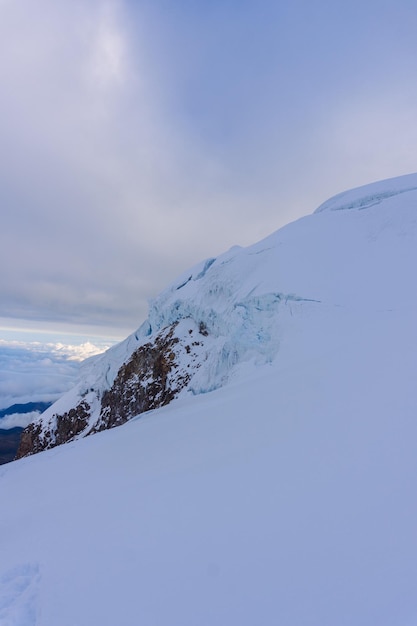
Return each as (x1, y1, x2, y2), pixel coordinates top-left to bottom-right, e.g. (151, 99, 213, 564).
(1, 173, 417, 624)
(315, 171, 417, 213)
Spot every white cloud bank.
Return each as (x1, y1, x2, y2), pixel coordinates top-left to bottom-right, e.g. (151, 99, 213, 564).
(0, 410, 41, 430)
(0, 338, 112, 410)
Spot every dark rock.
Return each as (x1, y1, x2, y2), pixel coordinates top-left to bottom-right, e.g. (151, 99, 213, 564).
(16, 322, 200, 457)
(199, 321, 209, 336)
(16, 401, 90, 459)
(92, 324, 190, 433)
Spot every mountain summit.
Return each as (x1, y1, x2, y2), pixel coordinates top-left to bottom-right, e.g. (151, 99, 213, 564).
(3, 174, 417, 624)
(17, 172, 417, 457)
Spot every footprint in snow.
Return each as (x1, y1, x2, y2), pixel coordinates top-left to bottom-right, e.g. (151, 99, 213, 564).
(0, 563, 40, 626)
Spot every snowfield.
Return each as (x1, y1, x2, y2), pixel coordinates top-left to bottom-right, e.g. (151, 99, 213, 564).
(1, 174, 417, 625)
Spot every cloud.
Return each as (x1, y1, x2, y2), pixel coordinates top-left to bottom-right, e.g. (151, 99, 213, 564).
(0, 0, 244, 333)
(0, 338, 111, 410)
(0, 411, 41, 430)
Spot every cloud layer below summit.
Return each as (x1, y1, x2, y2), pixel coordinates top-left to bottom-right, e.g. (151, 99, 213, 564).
(0, 336, 112, 411)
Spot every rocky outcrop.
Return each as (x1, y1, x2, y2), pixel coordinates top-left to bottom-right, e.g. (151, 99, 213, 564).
(16, 401, 91, 458)
(16, 321, 208, 458)
(91, 323, 193, 433)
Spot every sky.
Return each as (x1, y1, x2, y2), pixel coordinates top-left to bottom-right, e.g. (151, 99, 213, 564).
(1, 0, 417, 406)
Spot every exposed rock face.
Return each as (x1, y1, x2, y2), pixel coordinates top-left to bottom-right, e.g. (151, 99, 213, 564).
(16, 321, 207, 458)
(17, 401, 91, 458)
(91, 324, 193, 433)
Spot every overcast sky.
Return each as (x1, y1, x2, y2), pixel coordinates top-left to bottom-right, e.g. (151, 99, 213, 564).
(1, 0, 417, 340)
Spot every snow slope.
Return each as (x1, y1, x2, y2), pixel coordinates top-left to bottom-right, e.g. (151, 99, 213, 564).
(20, 173, 417, 454)
(2, 173, 417, 625)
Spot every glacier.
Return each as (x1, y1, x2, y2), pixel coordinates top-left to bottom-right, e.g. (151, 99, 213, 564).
(2, 173, 417, 625)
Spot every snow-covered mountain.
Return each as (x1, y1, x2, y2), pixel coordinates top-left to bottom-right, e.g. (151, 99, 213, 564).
(17, 210, 321, 455)
(19, 172, 417, 458)
(3, 173, 417, 625)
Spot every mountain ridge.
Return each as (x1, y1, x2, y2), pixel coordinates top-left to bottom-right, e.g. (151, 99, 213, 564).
(3, 174, 417, 624)
(17, 172, 417, 458)
(0, 402, 52, 419)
